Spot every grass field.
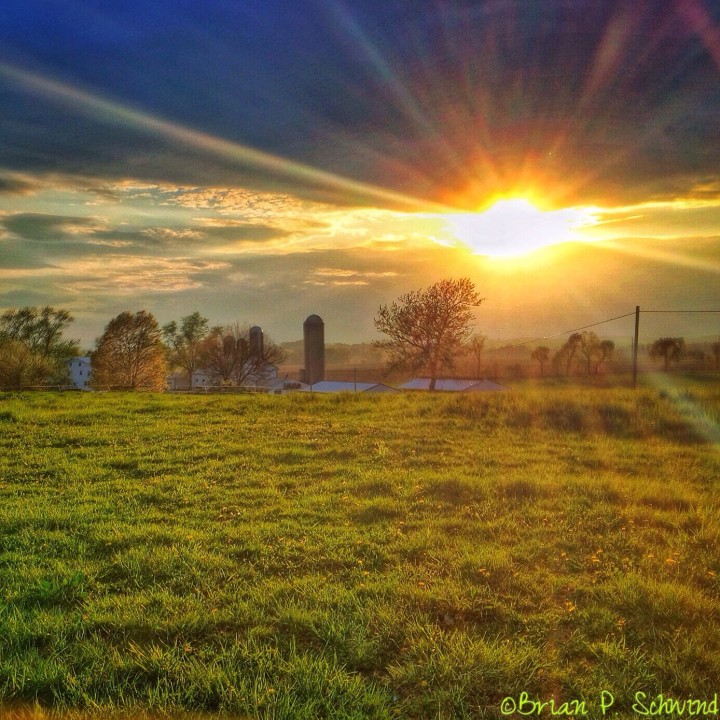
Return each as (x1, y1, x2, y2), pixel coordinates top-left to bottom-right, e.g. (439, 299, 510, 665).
(0, 379, 719, 719)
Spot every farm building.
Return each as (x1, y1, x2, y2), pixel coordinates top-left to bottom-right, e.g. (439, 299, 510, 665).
(302, 381, 398, 393)
(67, 356, 92, 390)
(267, 378, 310, 394)
(191, 369, 212, 389)
(400, 378, 509, 392)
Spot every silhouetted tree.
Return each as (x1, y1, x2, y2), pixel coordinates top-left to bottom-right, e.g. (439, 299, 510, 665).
(465, 333, 487, 377)
(576, 332, 615, 375)
(374, 278, 484, 390)
(200, 324, 284, 386)
(162, 311, 210, 380)
(91, 311, 168, 390)
(553, 332, 582, 376)
(0, 306, 79, 387)
(531, 346, 550, 377)
(649, 337, 685, 371)
(712, 341, 720, 371)
(578, 332, 601, 375)
(595, 339, 615, 374)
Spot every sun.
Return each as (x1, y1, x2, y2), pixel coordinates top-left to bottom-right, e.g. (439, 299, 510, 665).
(443, 197, 598, 258)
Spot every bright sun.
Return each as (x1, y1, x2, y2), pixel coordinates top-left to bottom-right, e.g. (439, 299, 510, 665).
(444, 198, 598, 258)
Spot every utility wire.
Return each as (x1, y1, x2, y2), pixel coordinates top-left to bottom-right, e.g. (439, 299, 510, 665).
(485, 311, 636, 354)
(484, 309, 720, 355)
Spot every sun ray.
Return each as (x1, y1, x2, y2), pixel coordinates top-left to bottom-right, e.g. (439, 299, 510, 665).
(0, 61, 450, 213)
(595, 239, 720, 274)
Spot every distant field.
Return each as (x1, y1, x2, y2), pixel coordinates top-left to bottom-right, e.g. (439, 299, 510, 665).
(0, 381, 719, 719)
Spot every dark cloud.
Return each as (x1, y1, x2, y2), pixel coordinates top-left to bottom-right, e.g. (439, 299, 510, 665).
(0, 174, 38, 195)
(3, 213, 96, 241)
(0, 0, 717, 206)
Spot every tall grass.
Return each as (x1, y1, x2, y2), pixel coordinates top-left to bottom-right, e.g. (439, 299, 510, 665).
(0, 384, 718, 718)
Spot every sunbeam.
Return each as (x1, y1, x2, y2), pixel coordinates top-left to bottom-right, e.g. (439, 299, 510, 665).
(0, 61, 450, 213)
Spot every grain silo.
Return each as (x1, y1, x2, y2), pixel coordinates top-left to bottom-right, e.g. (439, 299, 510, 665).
(303, 314, 325, 386)
(249, 325, 263, 355)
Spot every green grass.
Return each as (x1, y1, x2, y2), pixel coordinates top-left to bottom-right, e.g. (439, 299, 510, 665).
(0, 382, 719, 719)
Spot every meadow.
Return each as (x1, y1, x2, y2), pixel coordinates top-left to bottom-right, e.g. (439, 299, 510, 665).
(0, 380, 719, 719)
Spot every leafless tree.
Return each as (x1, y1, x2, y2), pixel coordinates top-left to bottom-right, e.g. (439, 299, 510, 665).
(200, 324, 284, 386)
(465, 333, 487, 378)
(374, 278, 484, 390)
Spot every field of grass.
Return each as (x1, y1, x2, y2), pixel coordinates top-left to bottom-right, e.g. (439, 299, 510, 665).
(0, 380, 719, 719)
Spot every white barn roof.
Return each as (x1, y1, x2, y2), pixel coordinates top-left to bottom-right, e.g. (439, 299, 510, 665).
(400, 378, 509, 392)
(302, 381, 398, 393)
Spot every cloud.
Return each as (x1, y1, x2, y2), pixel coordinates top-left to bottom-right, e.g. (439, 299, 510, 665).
(2, 213, 98, 241)
(1, 2, 718, 209)
(0, 173, 39, 195)
(304, 267, 400, 286)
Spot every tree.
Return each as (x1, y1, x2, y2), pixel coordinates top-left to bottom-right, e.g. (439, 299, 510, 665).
(553, 332, 582, 376)
(688, 349, 707, 370)
(0, 306, 79, 387)
(530, 346, 550, 377)
(649, 337, 685, 371)
(91, 311, 168, 390)
(578, 331, 601, 375)
(465, 333, 487, 378)
(595, 339, 615, 375)
(162, 311, 210, 380)
(199, 324, 284, 386)
(373, 278, 484, 390)
(712, 341, 720, 371)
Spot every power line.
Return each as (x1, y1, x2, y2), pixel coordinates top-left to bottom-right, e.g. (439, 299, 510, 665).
(485, 311, 636, 354)
(641, 310, 720, 313)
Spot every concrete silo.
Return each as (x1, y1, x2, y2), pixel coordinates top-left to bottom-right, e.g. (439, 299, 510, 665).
(303, 314, 325, 386)
(249, 325, 264, 356)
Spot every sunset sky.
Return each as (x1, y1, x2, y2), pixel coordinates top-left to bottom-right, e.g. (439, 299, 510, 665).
(1, 0, 719, 348)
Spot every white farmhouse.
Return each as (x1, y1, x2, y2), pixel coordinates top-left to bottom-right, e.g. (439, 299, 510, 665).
(67, 356, 92, 390)
(191, 369, 212, 389)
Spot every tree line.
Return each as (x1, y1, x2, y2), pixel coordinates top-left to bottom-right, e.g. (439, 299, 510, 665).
(1, 291, 719, 390)
(0, 307, 283, 391)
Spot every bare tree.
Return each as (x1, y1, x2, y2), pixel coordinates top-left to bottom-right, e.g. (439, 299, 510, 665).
(200, 324, 284, 386)
(578, 332, 601, 375)
(649, 337, 685, 371)
(374, 278, 484, 390)
(530, 346, 550, 377)
(465, 333, 487, 378)
(91, 311, 168, 391)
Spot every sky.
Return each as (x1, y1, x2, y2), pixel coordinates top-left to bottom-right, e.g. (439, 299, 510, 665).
(1, 0, 719, 348)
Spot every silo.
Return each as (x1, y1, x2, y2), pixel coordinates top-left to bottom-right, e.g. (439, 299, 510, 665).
(249, 325, 263, 356)
(303, 314, 325, 386)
